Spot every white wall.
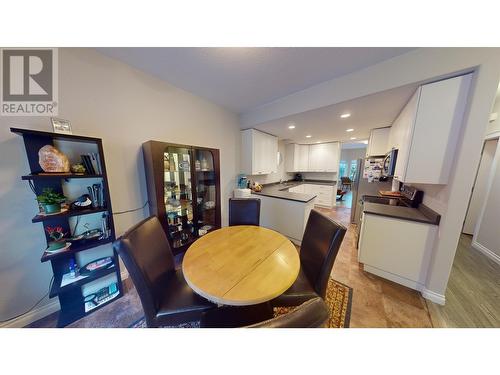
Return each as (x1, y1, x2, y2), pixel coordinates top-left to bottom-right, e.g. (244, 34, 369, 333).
(0, 48, 240, 326)
(473, 138, 500, 263)
(241, 48, 500, 303)
(463, 139, 498, 235)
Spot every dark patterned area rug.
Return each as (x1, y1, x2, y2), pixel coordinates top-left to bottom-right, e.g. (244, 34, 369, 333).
(129, 278, 352, 328)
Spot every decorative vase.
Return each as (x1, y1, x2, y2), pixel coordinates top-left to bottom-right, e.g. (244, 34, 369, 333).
(43, 203, 61, 214)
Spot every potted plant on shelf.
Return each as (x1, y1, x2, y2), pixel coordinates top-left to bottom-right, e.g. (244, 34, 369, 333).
(45, 225, 68, 252)
(36, 188, 66, 214)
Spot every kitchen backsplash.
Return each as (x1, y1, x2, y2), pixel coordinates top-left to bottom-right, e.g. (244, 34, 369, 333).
(300, 172, 337, 181)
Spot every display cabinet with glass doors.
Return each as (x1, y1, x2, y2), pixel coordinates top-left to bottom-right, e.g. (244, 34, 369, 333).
(142, 141, 221, 254)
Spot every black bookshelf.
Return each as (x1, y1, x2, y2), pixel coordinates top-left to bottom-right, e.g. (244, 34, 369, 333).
(11, 127, 122, 327)
(22, 173, 104, 180)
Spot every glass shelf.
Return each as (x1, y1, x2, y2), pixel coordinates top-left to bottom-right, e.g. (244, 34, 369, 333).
(164, 146, 194, 247)
(194, 149, 217, 231)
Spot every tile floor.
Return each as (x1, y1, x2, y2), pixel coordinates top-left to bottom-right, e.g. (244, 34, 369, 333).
(316, 205, 434, 327)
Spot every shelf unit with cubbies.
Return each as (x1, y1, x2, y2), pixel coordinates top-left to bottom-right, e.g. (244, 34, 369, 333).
(11, 127, 122, 327)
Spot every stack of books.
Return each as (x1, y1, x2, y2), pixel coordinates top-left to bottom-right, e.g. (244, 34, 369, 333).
(80, 153, 102, 175)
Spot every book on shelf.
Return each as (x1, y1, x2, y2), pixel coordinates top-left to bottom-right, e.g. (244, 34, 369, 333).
(80, 153, 102, 175)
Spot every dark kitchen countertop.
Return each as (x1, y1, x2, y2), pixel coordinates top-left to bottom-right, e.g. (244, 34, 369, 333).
(363, 201, 441, 225)
(251, 180, 337, 203)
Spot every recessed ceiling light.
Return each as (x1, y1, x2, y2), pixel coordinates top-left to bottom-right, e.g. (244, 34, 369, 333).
(346, 128, 354, 132)
(316, 141, 321, 143)
(288, 123, 296, 129)
(340, 113, 351, 119)
(350, 137, 357, 140)
(306, 135, 312, 138)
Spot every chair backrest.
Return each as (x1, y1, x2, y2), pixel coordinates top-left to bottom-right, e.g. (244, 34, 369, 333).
(246, 297, 329, 328)
(229, 198, 261, 226)
(300, 210, 347, 298)
(113, 216, 176, 325)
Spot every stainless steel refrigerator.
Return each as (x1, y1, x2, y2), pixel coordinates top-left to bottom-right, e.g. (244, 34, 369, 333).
(350, 158, 393, 224)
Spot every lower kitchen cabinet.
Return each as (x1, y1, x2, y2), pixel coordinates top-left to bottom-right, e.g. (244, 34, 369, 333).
(358, 213, 437, 290)
(257, 194, 315, 245)
(289, 183, 335, 207)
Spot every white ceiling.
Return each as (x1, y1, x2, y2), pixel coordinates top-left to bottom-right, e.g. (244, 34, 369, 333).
(96, 47, 414, 113)
(253, 83, 418, 144)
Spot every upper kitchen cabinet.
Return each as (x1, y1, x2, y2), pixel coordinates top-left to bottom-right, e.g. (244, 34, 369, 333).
(285, 143, 309, 172)
(285, 142, 339, 172)
(308, 142, 340, 172)
(388, 74, 472, 184)
(241, 129, 278, 175)
(366, 127, 390, 157)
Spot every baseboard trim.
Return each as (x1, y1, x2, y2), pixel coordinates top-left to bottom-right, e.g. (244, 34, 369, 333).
(421, 288, 446, 305)
(362, 264, 446, 305)
(0, 299, 61, 328)
(471, 240, 500, 266)
(363, 264, 422, 290)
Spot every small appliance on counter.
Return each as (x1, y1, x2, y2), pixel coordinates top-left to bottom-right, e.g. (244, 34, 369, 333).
(294, 173, 303, 181)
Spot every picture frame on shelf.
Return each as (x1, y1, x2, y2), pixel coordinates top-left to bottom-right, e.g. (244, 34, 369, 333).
(51, 117, 72, 134)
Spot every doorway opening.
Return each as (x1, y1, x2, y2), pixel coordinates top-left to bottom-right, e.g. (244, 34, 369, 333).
(337, 142, 367, 210)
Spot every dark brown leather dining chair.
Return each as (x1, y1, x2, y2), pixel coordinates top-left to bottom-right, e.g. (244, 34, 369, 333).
(113, 216, 214, 327)
(246, 297, 329, 328)
(200, 297, 329, 328)
(229, 198, 261, 226)
(272, 209, 347, 307)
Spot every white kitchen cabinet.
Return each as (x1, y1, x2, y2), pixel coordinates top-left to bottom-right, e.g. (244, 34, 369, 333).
(308, 142, 340, 172)
(241, 129, 278, 175)
(290, 183, 335, 207)
(286, 142, 339, 172)
(285, 144, 309, 172)
(366, 127, 390, 157)
(308, 184, 335, 207)
(297, 144, 309, 171)
(256, 193, 315, 245)
(391, 90, 419, 181)
(358, 213, 437, 290)
(388, 74, 472, 184)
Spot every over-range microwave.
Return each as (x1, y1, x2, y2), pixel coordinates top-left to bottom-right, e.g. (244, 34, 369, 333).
(382, 148, 398, 177)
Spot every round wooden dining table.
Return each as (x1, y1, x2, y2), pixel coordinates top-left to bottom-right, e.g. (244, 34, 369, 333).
(182, 225, 300, 306)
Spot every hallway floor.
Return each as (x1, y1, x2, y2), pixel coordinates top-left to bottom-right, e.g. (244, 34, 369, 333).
(426, 234, 500, 327)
